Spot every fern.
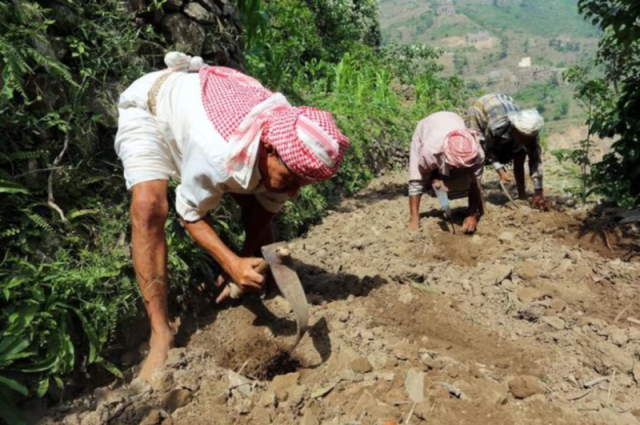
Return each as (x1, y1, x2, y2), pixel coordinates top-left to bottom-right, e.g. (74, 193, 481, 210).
(23, 212, 54, 233)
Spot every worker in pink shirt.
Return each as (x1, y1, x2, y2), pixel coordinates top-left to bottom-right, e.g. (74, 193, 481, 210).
(408, 111, 486, 233)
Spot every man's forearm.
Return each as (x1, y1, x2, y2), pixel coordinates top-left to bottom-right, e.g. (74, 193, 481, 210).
(183, 218, 238, 273)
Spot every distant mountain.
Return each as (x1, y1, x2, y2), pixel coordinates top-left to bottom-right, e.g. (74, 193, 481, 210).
(379, 0, 601, 130)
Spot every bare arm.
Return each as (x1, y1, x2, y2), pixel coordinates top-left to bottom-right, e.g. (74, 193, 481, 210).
(182, 218, 264, 289)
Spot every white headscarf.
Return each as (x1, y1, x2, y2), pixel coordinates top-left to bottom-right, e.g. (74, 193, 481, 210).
(508, 109, 544, 136)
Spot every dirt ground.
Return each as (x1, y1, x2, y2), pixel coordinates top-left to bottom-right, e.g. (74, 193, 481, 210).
(32, 169, 640, 425)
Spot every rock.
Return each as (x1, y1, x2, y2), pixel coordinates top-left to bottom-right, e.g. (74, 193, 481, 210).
(493, 264, 513, 285)
(198, 0, 223, 14)
(160, 388, 192, 412)
(80, 412, 101, 425)
(140, 409, 164, 425)
(501, 279, 516, 291)
(509, 376, 545, 399)
(161, 14, 206, 55)
(228, 371, 252, 397)
(610, 327, 629, 347)
(151, 369, 175, 393)
(301, 409, 320, 425)
(479, 379, 508, 405)
(553, 258, 573, 275)
(129, 377, 152, 395)
(271, 372, 300, 400)
(349, 357, 373, 374)
(166, 348, 188, 368)
(471, 235, 482, 245)
(517, 304, 547, 322)
(183, 3, 215, 23)
(629, 327, 640, 341)
(62, 414, 81, 425)
(404, 369, 425, 403)
(541, 316, 565, 330)
(590, 342, 634, 374)
(550, 298, 567, 313)
(516, 287, 546, 304)
(498, 232, 515, 243)
(633, 364, 640, 384)
(517, 263, 538, 280)
(375, 371, 395, 382)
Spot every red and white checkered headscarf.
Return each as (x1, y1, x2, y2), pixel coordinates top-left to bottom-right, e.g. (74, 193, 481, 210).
(442, 129, 482, 169)
(195, 61, 349, 187)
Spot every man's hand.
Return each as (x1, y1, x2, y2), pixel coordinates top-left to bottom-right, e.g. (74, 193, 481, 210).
(432, 179, 449, 192)
(225, 257, 265, 291)
(531, 190, 550, 211)
(497, 169, 513, 183)
(462, 215, 478, 234)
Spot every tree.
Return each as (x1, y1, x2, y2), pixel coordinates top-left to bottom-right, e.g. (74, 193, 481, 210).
(577, 0, 640, 206)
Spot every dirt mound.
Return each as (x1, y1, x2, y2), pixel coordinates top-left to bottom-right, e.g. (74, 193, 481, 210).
(35, 171, 640, 425)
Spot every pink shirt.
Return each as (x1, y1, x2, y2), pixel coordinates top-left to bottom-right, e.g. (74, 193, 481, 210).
(408, 111, 484, 182)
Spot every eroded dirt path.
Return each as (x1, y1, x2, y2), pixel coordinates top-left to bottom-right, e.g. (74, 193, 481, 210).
(37, 172, 640, 425)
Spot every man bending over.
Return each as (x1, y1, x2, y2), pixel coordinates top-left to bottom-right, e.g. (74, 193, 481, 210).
(465, 92, 549, 210)
(115, 52, 350, 381)
(408, 111, 485, 234)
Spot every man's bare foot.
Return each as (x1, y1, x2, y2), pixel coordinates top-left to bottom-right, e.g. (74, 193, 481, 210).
(138, 329, 175, 382)
(409, 218, 419, 232)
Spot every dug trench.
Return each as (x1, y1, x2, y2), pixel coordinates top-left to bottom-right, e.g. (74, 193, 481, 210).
(34, 170, 640, 425)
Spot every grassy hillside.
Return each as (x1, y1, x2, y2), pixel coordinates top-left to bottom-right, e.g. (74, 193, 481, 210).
(379, 0, 600, 128)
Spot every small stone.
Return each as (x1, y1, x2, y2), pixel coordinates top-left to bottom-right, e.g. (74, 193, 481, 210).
(493, 264, 513, 284)
(471, 235, 482, 245)
(375, 371, 395, 381)
(461, 279, 472, 292)
(166, 348, 188, 368)
(271, 372, 300, 400)
(553, 259, 573, 275)
(517, 287, 546, 304)
(550, 298, 567, 313)
(629, 327, 640, 341)
(160, 388, 192, 412)
(517, 263, 538, 280)
(498, 232, 515, 243)
(541, 316, 565, 330)
(62, 414, 81, 425)
(151, 369, 175, 393)
(404, 369, 425, 403)
(228, 371, 252, 396)
(501, 279, 516, 291)
(633, 364, 640, 384)
(610, 327, 629, 347)
(140, 409, 164, 425)
(509, 376, 545, 399)
(349, 357, 373, 374)
(260, 391, 276, 407)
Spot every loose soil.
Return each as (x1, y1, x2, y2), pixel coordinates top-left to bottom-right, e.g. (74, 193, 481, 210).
(33, 171, 640, 425)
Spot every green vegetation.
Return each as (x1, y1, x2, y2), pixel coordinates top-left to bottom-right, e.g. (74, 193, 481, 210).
(0, 0, 467, 420)
(513, 81, 570, 122)
(566, 0, 640, 206)
(455, 0, 599, 38)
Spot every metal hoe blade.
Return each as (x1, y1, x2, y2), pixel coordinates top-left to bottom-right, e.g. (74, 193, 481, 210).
(434, 185, 455, 234)
(261, 242, 309, 353)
